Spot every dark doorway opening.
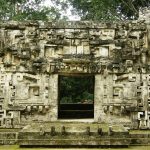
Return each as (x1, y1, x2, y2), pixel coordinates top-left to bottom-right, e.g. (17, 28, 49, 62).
(58, 75, 94, 119)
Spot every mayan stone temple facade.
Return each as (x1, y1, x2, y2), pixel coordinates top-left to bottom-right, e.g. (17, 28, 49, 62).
(0, 7, 150, 146)
(0, 11, 150, 128)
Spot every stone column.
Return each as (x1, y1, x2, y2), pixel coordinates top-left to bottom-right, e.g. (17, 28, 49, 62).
(49, 74, 58, 121)
(94, 75, 105, 122)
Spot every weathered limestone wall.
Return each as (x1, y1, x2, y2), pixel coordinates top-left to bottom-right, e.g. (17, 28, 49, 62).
(0, 16, 150, 129)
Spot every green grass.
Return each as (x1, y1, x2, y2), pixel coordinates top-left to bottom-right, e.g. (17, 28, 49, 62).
(0, 145, 150, 150)
(130, 130, 150, 134)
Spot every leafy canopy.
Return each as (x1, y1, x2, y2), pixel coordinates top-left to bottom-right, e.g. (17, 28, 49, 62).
(0, 0, 150, 21)
(67, 0, 150, 20)
(0, 0, 64, 21)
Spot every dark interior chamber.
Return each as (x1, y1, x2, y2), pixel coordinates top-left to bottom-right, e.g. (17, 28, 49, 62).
(58, 75, 95, 119)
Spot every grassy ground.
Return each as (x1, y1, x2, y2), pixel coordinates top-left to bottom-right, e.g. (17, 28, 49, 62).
(0, 145, 150, 150)
(130, 130, 150, 134)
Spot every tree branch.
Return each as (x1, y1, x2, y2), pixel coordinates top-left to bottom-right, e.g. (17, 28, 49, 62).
(128, 0, 138, 15)
(120, 0, 138, 15)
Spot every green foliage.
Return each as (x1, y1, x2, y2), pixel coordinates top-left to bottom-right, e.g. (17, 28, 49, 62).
(59, 76, 94, 104)
(0, 0, 63, 21)
(0, 0, 149, 21)
(68, 0, 150, 20)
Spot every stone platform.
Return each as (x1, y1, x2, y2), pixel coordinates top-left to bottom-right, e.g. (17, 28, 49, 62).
(18, 122, 130, 146)
(0, 122, 149, 146)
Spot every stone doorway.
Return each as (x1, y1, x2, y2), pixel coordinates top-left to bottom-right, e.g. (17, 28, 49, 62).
(58, 75, 95, 119)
